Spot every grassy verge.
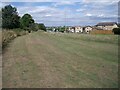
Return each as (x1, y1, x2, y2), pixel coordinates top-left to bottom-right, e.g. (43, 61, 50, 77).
(2, 29, 28, 49)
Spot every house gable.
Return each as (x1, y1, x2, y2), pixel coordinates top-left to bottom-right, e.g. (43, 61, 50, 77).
(96, 22, 118, 30)
(96, 22, 117, 26)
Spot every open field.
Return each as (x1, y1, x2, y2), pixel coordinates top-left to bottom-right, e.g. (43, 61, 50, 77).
(3, 31, 118, 88)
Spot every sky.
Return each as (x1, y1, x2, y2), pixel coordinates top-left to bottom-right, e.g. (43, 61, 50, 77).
(1, 0, 119, 26)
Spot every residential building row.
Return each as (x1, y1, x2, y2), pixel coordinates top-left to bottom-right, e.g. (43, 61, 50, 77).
(46, 22, 118, 33)
(68, 22, 118, 33)
(68, 26, 92, 33)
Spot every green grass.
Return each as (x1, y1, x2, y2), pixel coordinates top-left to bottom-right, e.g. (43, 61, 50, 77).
(3, 31, 118, 88)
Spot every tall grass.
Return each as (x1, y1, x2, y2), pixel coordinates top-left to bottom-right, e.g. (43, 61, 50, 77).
(50, 32, 118, 44)
(2, 29, 28, 49)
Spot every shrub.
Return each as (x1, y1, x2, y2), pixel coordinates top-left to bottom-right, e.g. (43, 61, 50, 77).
(2, 30, 17, 48)
(2, 29, 28, 49)
(12, 29, 28, 36)
(112, 28, 120, 35)
(38, 23, 46, 31)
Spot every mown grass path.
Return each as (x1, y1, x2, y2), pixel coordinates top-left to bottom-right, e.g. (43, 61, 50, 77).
(3, 32, 118, 88)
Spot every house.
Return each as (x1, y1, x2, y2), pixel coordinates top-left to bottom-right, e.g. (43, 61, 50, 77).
(96, 22, 118, 30)
(75, 26, 83, 33)
(68, 27, 75, 33)
(52, 27, 56, 31)
(68, 26, 83, 33)
(83, 26, 93, 33)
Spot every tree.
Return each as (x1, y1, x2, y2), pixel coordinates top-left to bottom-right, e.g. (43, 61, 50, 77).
(20, 13, 34, 31)
(0, 10, 2, 28)
(58, 26, 66, 33)
(38, 23, 46, 31)
(112, 28, 120, 35)
(2, 5, 20, 29)
(29, 23, 39, 31)
(117, 24, 120, 28)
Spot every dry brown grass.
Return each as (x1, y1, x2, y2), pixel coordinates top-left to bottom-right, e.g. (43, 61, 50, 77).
(2, 30, 18, 49)
(2, 29, 28, 49)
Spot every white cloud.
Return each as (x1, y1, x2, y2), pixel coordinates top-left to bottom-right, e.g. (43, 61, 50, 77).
(3, 0, 52, 2)
(45, 14, 52, 17)
(2, 1, 118, 26)
(86, 13, 92, 16)
(16, 5, 72, 26)
(0, 2, 10, 8)
(82, 0, 119, 3)
(98, 14, 104, 17)
(2, 0, 82, 2)
(53, 1, 75, 7)
(76, 0, 118, 20)
(76, 9, 86, 12)
(17, 6, 56, 16)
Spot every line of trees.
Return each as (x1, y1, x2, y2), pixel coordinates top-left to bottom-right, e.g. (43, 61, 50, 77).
(2, 5, 46, 32)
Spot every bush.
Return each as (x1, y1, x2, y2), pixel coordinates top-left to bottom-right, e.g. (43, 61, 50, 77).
(2, 29, 28, 49)
(112, 28, 120, 35)
(2, 30, 17, 48)
(38, 23, 46, 31)
(12, 29, 28, 36)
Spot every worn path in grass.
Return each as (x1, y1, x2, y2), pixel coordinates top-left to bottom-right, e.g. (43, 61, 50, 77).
(3, 32, 118, 88)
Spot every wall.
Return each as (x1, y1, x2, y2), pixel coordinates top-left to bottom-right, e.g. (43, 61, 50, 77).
(96, 24, 118, 30)
(75, 27, 83, 33)
(90, 29, 114, 34)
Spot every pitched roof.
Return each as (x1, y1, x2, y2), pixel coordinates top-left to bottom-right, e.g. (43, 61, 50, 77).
(96, 22, 117, 26)
(84, 26, 92, 28)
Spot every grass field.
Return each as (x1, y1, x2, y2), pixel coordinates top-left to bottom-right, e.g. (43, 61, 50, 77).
(3, 31, 118, 88)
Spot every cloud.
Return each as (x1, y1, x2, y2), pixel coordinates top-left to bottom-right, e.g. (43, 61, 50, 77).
(17, 6, 56, 16)
(3, 0, 52, 2)
(76, 8, 86, 12)
(45, 14, 52, 17)
(16, 4, 71, 26)
(82, 0, 119, 4)
(52, 1, 75, 7)
(0, 2, 11, 8)
(2, 0, 82, 2)
(76, 0, 118, 21)
(2, 1, 118, 26)
(86, 13, 92, 16)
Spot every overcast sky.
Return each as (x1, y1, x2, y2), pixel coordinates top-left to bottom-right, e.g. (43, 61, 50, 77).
(1, 0, 119, 26)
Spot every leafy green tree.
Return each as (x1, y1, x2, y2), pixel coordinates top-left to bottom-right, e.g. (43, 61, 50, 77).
(20, 13, 34, 31)
(38, 23, 46, 31)
(58, 26, 66, 33)
(2, 5, 20, 29)
(112, 28, 120, 35)
(0, 10, 2, 28)
(29, 23, 39, 31)
(117, 24, 120, 28)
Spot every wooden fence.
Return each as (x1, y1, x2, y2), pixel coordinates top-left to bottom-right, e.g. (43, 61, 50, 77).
(90, 29, 114, 34)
